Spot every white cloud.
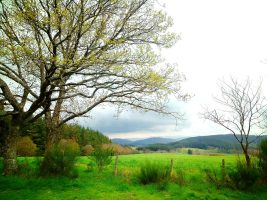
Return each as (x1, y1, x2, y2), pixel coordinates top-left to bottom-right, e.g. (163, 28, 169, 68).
(80, 0, 267, 139)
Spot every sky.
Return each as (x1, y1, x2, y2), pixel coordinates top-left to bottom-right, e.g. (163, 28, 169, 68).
(80, 0, 267, 139)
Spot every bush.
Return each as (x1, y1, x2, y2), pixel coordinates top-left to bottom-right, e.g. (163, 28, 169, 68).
(228, 159, 260, 190)
(259, 139, 267, 182)
(204, 168, 229, 189)
(17, 136, 37, 156)
(81, 145, 94, 156)
(40, 139, 80, 177)
(90, 146, 114, 172)
(187, 149, 193, 155)
(138, 161, 171, 185)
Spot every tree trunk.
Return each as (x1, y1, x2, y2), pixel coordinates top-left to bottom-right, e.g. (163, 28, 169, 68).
(3, 125, 19, 176)
(241, 144, 251, 168)
(45, 125, 61, 151)
(44, 113, 61, 152)
(244, 151, 251, 168)
(40, 118, 62, 175)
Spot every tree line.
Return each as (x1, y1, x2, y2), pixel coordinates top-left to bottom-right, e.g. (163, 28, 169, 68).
(0, 117, 111, 156)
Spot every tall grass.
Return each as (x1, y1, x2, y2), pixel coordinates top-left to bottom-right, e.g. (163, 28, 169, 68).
(138, 160, 171, 185)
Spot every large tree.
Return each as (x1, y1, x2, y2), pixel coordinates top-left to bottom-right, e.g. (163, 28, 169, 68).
(203, 78, 267, 167)
(0, 0, 188, 175)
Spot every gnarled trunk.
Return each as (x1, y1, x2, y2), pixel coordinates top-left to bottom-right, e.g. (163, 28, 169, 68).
(40, 112, 62, 174)
(3, 125, 19, 176)
(44, 113, 61, 152)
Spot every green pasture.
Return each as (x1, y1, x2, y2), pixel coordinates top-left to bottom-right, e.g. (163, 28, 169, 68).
(0, 153, 266, 200)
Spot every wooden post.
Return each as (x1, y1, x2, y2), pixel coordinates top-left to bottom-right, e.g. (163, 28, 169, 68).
(114, 155, 119, 176)
(170, 159, 174, 177)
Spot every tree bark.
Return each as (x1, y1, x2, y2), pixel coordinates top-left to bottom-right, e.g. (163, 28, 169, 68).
(40, 115, 62, 175)
(3, 125, 19, 176)
(44, 112, 61, 152)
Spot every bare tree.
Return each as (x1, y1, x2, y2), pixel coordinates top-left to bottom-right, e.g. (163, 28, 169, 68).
(203, 78, 267, 167)
(0, 0, 188, 175)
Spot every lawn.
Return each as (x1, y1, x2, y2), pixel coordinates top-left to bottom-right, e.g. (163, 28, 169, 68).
(0, 153, 266, 200)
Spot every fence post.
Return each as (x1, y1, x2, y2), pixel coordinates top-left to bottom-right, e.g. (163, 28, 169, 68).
(170, 159, 174, 177)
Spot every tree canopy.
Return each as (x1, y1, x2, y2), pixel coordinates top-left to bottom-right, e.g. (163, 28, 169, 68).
(0, 0, 187, 125)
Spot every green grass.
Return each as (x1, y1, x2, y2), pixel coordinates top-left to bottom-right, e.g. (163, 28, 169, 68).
(0, 154, 266, 200)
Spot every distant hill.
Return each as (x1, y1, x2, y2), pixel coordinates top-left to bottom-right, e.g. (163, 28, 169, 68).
(170, 134, 266, 149)
(140, 134, 267, 152)
(111, 138, 133, 146)
(112, 137, 183, 146)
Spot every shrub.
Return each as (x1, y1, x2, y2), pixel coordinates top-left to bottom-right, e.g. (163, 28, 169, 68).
(90, 146, 114, 172)
(138, 161, 171, 185)
(259, 139, 267, 182)
(228, 159, 260, 190)
(81, 145, 94, 156)
(40, 139, 80, 178)
(204, 168, 227, 189)
(16, 136, 37, 156)
(187, 149, 193, 155)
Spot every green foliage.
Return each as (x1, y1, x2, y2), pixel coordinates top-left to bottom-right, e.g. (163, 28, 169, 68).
(228, 159, 260, 190)
(138, 161, 171, 185)
(16, 137, 37, 157)
(21, 118, 46, 156)
(205, 158, 260, 190)
(40, 139, 80, 178)
(259, 139, 267, 182)
(90, 146, 114, 172)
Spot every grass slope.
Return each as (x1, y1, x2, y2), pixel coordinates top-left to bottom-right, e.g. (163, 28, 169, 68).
(0, 154, 266, 200)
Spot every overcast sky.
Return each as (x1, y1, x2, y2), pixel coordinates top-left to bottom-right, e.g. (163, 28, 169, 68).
(80, 0, 267, 139)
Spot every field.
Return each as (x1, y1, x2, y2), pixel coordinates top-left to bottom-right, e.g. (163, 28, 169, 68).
(0, 153, 267, 200)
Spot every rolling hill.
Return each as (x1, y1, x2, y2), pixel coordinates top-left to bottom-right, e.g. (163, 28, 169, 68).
(140, 134, 267, 152)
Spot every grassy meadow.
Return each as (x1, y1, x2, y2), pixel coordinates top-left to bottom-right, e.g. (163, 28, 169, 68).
(0, 153, 267, 200)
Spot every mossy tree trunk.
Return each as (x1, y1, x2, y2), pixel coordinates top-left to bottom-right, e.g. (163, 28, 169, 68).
(3, 125, 20, 175)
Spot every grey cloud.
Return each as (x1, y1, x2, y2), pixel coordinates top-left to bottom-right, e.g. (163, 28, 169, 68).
(78, 103, 190, 135)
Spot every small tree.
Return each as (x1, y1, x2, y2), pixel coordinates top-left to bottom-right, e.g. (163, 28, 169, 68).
(203, 78, 267, 167)
(40, 139, 80, 177)
(90, 146, 114, 172)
